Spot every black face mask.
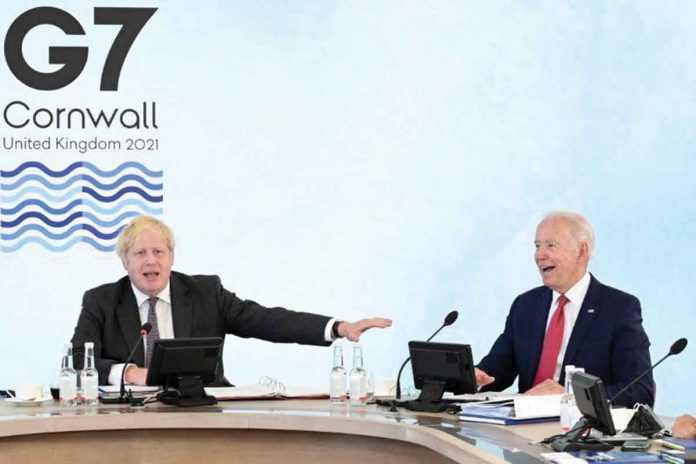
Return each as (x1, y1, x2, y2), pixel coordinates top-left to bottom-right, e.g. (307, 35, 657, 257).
(624, 404, 665, 437)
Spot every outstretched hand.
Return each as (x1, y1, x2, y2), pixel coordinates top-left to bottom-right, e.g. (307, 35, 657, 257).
(337, 318, 392, 342)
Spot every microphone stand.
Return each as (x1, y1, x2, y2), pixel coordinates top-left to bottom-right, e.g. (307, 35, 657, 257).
(385, 311, 458, 412)
(395, 324, 448, 400)
(609, 338, 687, 405)
(119, 324, 151, 404)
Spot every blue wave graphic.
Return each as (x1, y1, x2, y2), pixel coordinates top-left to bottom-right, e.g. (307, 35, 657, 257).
(0, 236, 115, 253)
(1, 173, 163, 191)
(1, 198, 163, 216)
(1, 161, 163, 178)
(2, 223, 124, 241)
(2, 210, 141, 228)
(82, 186, 162, 203)
(3, 199, 82, 216)
(0, 161, 163, 253)
(82, 198, 162, 215)
(0, 186, 82, 203)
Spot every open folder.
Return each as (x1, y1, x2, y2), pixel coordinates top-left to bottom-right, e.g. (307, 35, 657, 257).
(458, 394, 562, 425)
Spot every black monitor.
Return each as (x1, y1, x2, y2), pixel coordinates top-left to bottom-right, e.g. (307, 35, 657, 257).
(407, 341, 477, 412)
(549, 371, 616, 452)
(146, 337, 223, 407)
(571, 371, 617, 436)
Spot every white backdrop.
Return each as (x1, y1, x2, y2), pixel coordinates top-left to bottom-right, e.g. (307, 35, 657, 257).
(1, 1, 694, 416)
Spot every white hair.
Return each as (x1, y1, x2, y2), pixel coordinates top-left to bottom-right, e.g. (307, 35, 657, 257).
(541, 211, 595, 257)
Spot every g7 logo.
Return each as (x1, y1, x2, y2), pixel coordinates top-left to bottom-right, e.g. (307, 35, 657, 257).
(4, 7, 157, 91)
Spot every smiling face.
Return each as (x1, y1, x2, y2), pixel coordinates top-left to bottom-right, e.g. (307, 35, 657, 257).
(121, 227, 174, 297)
(534, 217, 589, 294)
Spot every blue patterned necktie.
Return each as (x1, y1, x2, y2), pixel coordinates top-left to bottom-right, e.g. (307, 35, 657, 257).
(145, 297, 160, 368)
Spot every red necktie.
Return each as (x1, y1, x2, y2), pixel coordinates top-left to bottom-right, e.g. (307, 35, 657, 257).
(533, 294, 569, 386)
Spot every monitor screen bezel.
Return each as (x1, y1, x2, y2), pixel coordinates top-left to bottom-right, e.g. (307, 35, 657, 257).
(408, 341, 477, 395)
(571, 371, 617, 436)
(145, 337, 224, 387)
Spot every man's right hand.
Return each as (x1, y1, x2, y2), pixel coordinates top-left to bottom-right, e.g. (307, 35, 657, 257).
(475, 368, 495, 389)
(124, 366, 148, 386)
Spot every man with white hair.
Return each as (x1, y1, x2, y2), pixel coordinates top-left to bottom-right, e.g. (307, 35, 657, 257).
(475, 211, 654, 407)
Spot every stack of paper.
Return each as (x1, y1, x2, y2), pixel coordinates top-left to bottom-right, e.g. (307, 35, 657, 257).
(459, 394, 562, 425)
(98, 385, 161, 400)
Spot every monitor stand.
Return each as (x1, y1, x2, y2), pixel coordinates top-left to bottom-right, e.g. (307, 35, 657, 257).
(550, 417, 613, 452)
(157, 375, 218, 407)
(404, 380, 449, 413)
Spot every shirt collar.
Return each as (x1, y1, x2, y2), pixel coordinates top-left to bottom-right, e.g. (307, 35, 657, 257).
(130, 281, 172, 307)
(552, 271, 591, 308)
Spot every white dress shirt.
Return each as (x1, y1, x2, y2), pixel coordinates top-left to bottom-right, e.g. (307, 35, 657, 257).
(545, 271, 591, 382)
(108, 283, 175, 385)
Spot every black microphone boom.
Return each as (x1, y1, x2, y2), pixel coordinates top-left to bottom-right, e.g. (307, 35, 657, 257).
(395, 310, 458, 400)
(119, 323, 153, 402)
(608, 338, 688, 405)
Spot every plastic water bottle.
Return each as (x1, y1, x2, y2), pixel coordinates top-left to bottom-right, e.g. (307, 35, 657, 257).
(349, 344, 367, 406)
(59, 343, 78, 406)
(560, 365, 580, 433)
(329, 344, 347, 404)
(568, 367, 585, 427)
(80, 342, 99, 405)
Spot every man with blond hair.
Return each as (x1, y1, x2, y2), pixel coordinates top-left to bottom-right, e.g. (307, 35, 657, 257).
(475, 211, 654, 407)
(71, 216, 391, 386)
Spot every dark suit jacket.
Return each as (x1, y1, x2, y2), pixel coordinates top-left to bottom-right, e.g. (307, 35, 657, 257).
(477, 275, 654, 407)
(71, 271, 332, 385)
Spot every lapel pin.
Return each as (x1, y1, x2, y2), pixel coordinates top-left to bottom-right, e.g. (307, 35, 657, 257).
(587, 308, 595, 313)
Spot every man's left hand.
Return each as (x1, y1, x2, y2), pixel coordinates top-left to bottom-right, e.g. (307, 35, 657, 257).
(338, 318, 392, 342)
(524, 379, 564, 395)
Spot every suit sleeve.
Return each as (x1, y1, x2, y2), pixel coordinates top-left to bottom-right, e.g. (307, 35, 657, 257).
(604, 297, 654, 407)
(71, 291, 118, 385)
(477, 296, 521, 392)
(213, 277, 332, 346)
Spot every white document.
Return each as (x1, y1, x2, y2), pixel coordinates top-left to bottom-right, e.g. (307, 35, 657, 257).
(540, 452, 588, 463)
(99, 385, 160, 393)
(512, 394, 562, 419)
(447, 391, 518, 403)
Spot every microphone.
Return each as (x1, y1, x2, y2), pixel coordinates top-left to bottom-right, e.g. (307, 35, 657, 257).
(395, 310, 458, 400)
(119, 322, 153, 402)
(608, 337, 688, 404)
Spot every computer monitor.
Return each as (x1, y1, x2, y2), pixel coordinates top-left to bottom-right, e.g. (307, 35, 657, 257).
(407, 341, 477, 412)
(548, 371, 616, 452)
(146, 337, 223, 406)
(571, 371, 617, 436)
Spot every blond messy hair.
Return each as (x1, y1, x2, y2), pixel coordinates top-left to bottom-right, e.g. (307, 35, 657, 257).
(116, 216, 175, 259)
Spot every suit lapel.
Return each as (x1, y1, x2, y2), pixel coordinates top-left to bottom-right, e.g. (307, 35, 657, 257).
(563, 274, 602, 367)
(170, 273, 193, 338)
(527, 288, 553, 384)
(115, 281, 145, 366)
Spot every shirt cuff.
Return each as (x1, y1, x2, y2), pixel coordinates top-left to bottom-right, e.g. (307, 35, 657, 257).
(324, 318, 337, 342)
(108, 363, 134, 386)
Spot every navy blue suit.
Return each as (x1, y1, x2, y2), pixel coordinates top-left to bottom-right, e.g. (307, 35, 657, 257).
(477, 275, 654, 407)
